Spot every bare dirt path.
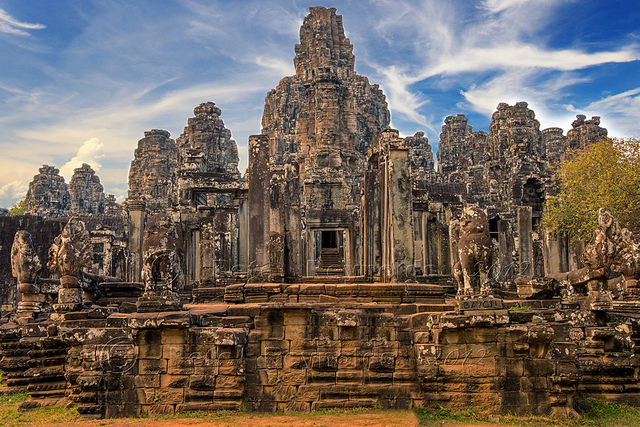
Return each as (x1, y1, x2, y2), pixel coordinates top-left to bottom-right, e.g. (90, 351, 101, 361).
(34, 410, 422, 427)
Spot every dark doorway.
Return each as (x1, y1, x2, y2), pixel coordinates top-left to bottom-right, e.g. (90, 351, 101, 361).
(315, 230, 345, 275)
(322, 230, 337, 249)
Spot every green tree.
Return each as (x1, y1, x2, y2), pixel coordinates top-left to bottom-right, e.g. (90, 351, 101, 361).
(543, 137, 640, 240)
(9, 199, 25, 215)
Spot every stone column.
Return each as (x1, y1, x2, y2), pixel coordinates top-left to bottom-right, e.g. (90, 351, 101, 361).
(363, 168, 381, 279)
(236, 197, 249, 274)
(498, 220, 515, 281)
(269, 166, 286, 282)
(518, 206, 533, 276)
(248, 134, 270, 277)
(387, 145, 414, 282)
(284, 162, 301, 279)
(127, 200, 146, 282)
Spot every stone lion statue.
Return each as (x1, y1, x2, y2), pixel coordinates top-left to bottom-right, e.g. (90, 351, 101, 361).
(453, 207, 495, 296)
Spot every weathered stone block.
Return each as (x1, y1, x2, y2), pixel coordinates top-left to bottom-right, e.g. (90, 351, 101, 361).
(215, 375, 244, 389)
(134, 374, 160, 388)
(213, 328, 246, 346)
(161, 375, 189, 388)
(189, 375, 215, 390)
(159, 388, 184, 404)
(161, 329, 187, 345)
(138, 358, 167, 374)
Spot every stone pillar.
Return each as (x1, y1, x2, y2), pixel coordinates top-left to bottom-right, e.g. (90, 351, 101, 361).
(498, 220, 515, 281)
(363, 169, 381, 279)
(248, 135, 270, 277)
(236, 197, 249, 274)
(518, 206, 533, 276)
(284, 163, 301, 279)
(387, 146, 414, 282)
(437, 214, 451, 275)
(269, 166, 286, 282)
(413, 211, 424, 275)
(127, 200, 146, 282)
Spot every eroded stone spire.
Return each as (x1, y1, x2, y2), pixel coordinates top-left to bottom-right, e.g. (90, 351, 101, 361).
(294, 6, 355, 82)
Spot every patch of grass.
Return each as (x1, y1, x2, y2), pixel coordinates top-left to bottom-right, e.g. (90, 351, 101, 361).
(416, 397, 640, 427)
(415, 404, 488, 425)
(0, 392, 28, 407)
(170, 409, 234, 419)
(0, 393, 78, 427)
(507, 302, 532, 310)
(579, 396, 640, 426)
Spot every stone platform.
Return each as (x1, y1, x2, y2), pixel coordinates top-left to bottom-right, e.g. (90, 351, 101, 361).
(2, 283, 640, 418)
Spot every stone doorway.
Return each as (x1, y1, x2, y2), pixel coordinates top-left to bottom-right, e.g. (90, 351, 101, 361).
(315, 230, 345, 275)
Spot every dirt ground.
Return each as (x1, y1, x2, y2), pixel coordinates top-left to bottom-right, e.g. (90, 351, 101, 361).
(35, 411, 423, 427)
(35, 417, 501, 427)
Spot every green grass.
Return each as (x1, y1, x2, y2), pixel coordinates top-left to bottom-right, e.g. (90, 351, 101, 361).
(1, 387, 639, 427)
(415, 397, 640, 426)
(415, 404, 489, 425)
(579, 397, 640, 426)
(0, 391, 78, 427)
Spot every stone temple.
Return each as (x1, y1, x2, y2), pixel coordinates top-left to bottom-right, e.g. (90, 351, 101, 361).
(1, 6, 639, 419)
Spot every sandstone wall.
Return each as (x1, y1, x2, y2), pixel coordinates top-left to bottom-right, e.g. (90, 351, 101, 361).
(3, 292, 639, 417)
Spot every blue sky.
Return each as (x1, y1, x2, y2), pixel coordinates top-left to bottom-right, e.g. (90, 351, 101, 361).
(0, 0, 639, 208)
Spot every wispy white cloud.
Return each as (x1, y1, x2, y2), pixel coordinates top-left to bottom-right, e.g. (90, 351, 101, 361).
(378, 66, 430, 127)
(60, 137, 105, 180)
(0, 8, 45, 36)
(255, 56, 295, 77)
(0, 180, 28, 208)
(579, 87, 640, 137)
(481, 0, 531, 13)
(364, 0, 639, 131)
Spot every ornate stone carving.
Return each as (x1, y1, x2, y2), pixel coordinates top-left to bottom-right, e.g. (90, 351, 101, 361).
(48, 217, 93, 311)
(582, 208, 625, 272)
(453, 207, 495, 295)
(581, 208, 640, 297)
(11, 230, 43, 313)
(137, 213, 182, 312)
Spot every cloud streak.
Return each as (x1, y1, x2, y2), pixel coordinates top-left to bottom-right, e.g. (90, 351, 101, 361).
(0, 8, 45, 36)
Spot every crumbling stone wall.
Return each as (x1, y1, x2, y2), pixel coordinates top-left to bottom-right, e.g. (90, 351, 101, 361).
(3, 287, 640, 417)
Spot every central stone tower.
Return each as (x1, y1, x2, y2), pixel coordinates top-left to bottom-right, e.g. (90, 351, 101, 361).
(252, 6, 390, 278)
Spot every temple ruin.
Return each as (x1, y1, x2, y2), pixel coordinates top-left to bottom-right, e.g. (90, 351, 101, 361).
(1, 6, 639, 419)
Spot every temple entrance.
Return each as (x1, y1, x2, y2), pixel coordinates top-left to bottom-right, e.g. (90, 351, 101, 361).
(522, 178, 544, 228)
(315, 230, 345, 275)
